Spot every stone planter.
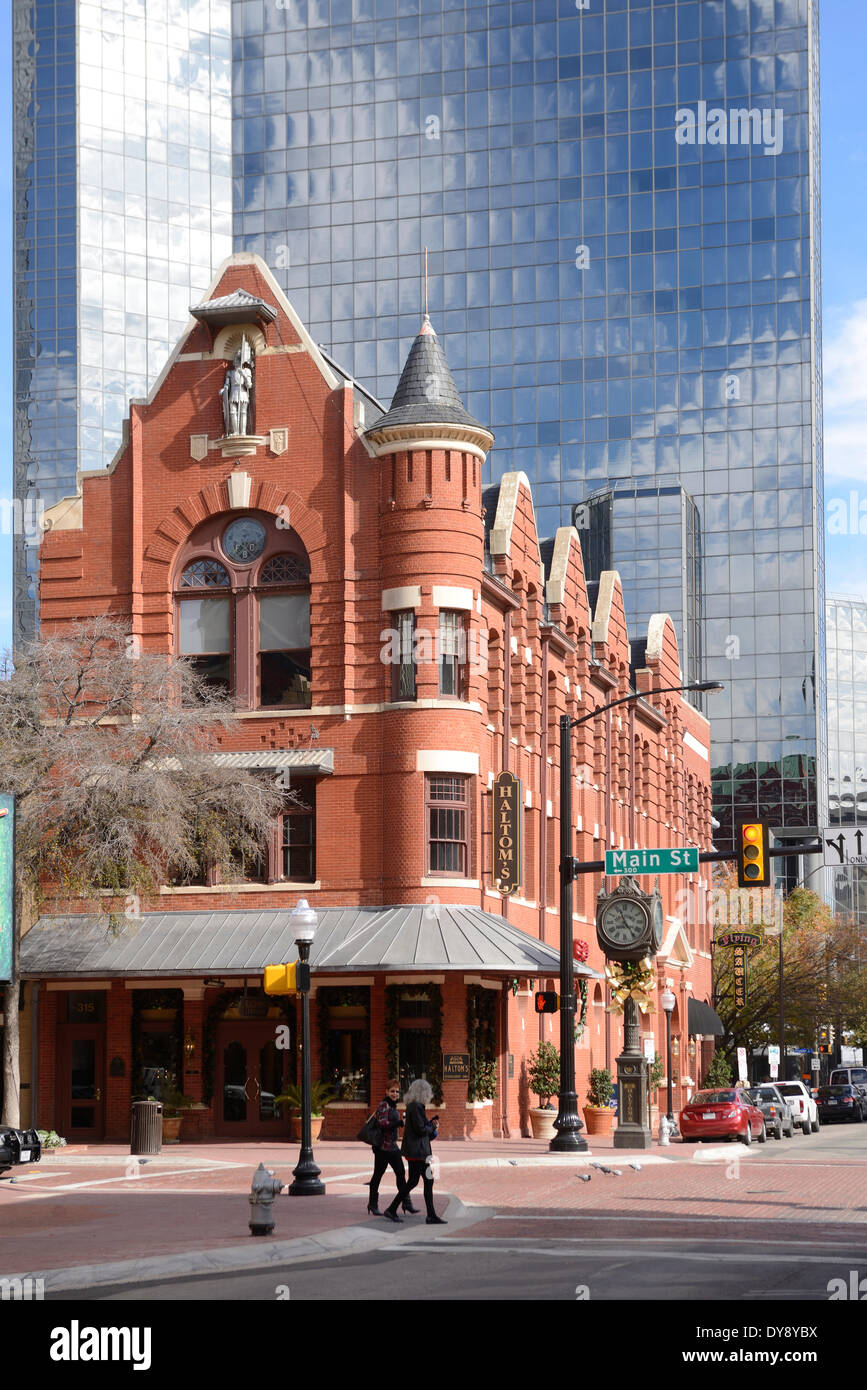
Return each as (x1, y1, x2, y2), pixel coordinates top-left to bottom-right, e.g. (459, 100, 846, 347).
(529, 1107, 558, 1141)
(582, 1106, 614, 1136)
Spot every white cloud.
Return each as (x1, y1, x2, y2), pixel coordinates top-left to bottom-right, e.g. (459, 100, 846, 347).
(822, 299, 867, 488)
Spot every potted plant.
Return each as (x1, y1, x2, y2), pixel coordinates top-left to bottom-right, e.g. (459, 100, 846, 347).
(160, 1087, 196, 1143)
(274, 1081, 337, 1141)
(583, 1068, 615, 1135)
(526, 1041, 560, 1140)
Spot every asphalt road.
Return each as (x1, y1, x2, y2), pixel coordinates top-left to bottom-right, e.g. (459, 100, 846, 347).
(58, 1119, 867, 1303)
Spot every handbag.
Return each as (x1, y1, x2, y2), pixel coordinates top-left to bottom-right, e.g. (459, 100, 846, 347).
(357, 1110, 382, 1147)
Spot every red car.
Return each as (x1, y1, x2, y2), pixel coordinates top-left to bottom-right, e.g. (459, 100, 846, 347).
(679, 1088, 767, 1145)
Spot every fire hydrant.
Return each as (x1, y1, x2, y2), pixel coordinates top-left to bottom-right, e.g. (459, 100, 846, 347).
(249, 1163, 284, 1236)
(658, 1114, 674, 1146)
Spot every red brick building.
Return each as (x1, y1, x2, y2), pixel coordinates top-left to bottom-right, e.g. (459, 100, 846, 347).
(20, 254, 716, 1143)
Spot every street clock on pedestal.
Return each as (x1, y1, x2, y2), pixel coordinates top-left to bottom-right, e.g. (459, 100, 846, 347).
(596, 876, 664, 962)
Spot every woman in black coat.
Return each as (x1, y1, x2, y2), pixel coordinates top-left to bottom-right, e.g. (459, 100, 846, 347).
(367, 1079, 415, 1222)
(401, 1078, 447, 1224)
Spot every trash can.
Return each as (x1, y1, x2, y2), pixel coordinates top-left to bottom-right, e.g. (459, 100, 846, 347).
(130, 1099, 163, 1156)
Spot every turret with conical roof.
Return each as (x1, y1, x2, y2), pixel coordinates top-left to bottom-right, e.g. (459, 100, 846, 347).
(369, 319, 493, 884)
(365, 316, 493, 461)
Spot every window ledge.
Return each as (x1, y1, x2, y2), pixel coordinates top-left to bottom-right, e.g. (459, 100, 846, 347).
(159, 881, 322, 895)
(466, 1100, 494, 1110)
(420, 877, 480, 889)
(325, 1102, 368, 1110)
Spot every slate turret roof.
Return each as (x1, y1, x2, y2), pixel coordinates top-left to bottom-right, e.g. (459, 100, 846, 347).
(370, 315, 485, 432)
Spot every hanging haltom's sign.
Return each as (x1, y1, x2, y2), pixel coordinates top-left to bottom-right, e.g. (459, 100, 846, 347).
(492, 771, 522, 896)
(0, 795, 14, 983)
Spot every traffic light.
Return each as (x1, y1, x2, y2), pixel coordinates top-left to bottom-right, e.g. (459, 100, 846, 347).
(818, 1024, 830, 1054)
(736, 819, 770, 888)
(534, 991, 560, 1013)
(264, 963, 298, 995)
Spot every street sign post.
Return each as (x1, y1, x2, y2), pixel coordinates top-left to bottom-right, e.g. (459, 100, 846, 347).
(604, 846, 698, 876)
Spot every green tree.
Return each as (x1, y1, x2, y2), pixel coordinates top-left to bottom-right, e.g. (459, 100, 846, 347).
(712, 868, 867, 1063)
(702, 1051, 733, 1088)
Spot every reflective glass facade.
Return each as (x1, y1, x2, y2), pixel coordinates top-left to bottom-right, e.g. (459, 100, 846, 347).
(13, 0, 234, 640)
(826, 596, 867, 929)
(579, 480, 702, 691)
(15, 0, 825, 846)
(232, 0, 824, 843)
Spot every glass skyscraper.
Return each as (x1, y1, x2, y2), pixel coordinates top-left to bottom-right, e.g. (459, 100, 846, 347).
(13, 0, 234, 640)
(14, 0, 825, 851)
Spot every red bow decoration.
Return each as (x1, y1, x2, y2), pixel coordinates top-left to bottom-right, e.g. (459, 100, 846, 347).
(573, 938, 590, 963)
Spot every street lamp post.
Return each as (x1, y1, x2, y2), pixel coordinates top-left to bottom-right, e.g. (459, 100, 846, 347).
(552, 679, 722, 1155)
(661, 987, 676, 1122)
(288, 898, 325, 1197)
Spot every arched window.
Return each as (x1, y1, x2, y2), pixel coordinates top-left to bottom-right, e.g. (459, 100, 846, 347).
(178, 559, 232, 692)
(173, 515, 311, 710)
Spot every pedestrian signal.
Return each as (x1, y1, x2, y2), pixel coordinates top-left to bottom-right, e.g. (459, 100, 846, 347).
(264, 963, 298, 995)
(534, 991, 560, 1013)
(736, 820, 770, 888)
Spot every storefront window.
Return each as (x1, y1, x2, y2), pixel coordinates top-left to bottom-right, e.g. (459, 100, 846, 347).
(318, 987, 370, 1102)
(131, 990, 183, 1099)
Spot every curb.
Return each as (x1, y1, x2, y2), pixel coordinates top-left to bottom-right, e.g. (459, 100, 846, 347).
(8, 1195, 489, 1294)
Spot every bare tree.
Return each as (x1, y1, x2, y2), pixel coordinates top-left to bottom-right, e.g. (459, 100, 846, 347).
(0, 617, 294, 1125)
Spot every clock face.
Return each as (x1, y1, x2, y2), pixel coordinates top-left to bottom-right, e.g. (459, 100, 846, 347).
(222, 517, 266, 563)
(652, 897, 664, 949)
(601, 899, 647, 947)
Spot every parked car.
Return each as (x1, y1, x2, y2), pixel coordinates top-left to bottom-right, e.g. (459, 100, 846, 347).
(0, 1126, 43, 1178)
(828, 1066, 867, 1092)
(773, 1080, 820, 1133)
(679, 1089, 767, 1146)
(744, 1085, 796, 1140)
(816, 1084, 867, 1123)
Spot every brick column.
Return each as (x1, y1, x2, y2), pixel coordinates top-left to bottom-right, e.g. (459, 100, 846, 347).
(105, 982, 132, 1141)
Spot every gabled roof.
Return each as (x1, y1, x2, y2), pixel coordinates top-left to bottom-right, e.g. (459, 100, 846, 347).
(369, 316, 484, 432)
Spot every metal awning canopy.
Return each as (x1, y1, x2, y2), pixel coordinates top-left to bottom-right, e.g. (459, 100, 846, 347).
(688, 997, 725, 1036)
(20, 906, 603, 980)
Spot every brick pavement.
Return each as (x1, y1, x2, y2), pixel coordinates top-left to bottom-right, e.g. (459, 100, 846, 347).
(2, 1133, 863, 1279)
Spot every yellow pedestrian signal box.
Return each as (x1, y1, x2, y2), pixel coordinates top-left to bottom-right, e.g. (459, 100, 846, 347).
(736, 820, 770, 888)
(534, 991, 560, 1014)
(264, 963, 298, 995)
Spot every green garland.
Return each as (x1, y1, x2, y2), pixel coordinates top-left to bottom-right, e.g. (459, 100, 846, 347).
(466, 985, 498, 1101)
(384, 983, 443, 1105)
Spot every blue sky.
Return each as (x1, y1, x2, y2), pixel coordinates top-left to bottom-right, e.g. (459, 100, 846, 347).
(1, 0, 865, 651)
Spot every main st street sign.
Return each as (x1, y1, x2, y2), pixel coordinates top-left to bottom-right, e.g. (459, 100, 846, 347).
(604, 846, 699, 876)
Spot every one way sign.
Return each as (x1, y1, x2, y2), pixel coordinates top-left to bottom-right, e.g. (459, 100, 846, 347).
(822, 827, 867, 867)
